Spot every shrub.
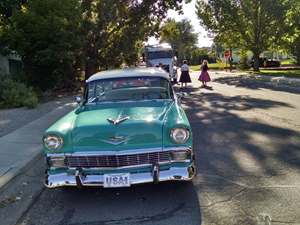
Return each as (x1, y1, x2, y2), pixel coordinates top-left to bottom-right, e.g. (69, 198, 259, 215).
(0, 74, 38, 109)
(237, 51, 251, 70)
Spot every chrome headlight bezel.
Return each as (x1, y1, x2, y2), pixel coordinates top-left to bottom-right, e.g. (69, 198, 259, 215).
(170, 128, 190, 144)
(43, 134, 64, 151)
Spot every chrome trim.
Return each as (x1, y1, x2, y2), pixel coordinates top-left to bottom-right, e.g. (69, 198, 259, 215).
(163, 146, 192, 151)
(66, 162, 171, 170)
(43, 134, 64, 151)
(46, 146, 192, 157)
(170, 128, 190, 144)
(107, 116, 130, 125)
(45, 165, 196, 188)
(84, 99, 173, 106)
(101, 136, 130, 145)
(47, 147, 163, 157)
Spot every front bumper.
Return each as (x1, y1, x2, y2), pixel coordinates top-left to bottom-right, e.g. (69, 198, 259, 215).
(45, 165, 196, 188)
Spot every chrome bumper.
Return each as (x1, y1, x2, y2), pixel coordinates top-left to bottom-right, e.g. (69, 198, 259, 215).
(45, 165, 196, 188)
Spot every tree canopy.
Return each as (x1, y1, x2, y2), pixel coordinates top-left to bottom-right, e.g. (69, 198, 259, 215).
(160, 18, 198, 64)
(1, 0, 191, 90)
(196, 0, 289, 71)
(1, 0, 82, 90)
(282, 0, 300, 65)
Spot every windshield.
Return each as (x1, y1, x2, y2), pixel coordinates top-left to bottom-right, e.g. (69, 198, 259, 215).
(86, 77, 171, 103)
(147, 51, 173, 59)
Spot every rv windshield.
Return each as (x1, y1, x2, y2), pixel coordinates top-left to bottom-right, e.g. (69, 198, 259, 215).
(147, 51, 173, 59)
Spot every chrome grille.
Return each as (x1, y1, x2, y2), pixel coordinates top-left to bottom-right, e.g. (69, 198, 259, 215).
(65, 151, 171, 168)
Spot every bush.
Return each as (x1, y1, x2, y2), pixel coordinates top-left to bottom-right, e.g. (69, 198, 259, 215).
(0, 74, 38, 109)
(237, 51, 251, 70)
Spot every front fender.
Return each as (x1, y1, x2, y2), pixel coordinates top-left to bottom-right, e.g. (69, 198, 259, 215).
(162, 102, 192, 148)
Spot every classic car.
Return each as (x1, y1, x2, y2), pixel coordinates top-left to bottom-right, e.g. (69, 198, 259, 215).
(43, 67, 196, 188)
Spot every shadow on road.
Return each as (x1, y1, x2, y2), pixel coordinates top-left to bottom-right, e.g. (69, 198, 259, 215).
(183, 91, 299, 178)
(213, 76, 300, 94)
(24, 182, 202, 225)
(17, 85, 300, 225)
(178, 87, 300, 223)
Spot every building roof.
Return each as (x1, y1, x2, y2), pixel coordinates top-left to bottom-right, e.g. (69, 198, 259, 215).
(86, 67, 169, 83)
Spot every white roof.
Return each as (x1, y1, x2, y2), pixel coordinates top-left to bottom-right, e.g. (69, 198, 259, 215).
(86, 67, 169, 83)
(145, 44, 172, 52)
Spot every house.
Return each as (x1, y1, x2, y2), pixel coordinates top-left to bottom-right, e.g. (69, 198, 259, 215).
(0, 52, 23, 75)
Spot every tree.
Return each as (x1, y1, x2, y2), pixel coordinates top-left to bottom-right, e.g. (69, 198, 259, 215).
(1, 0, 83, 90)
(282, 0, 300, 65)
(2, 0, 191, 90)
(81, 0, 192, 79)
(196, 0, 289, 71)
(160, 18, 198, 64)
(0, 0, 27, 20)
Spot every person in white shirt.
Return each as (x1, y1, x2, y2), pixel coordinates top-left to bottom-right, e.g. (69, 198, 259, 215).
(179, 60, 192, 88)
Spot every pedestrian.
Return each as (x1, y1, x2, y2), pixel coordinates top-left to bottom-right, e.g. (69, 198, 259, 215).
(179, 60, 191, 88)
(198, 60, 211, 88)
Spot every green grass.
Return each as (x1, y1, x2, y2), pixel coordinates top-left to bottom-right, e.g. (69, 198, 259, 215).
(190, 62, 235, 71)
(280, 58, 296, 66)
(258, 69, 300, 79)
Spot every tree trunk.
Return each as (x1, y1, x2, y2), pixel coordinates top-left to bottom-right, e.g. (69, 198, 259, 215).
(293, 38, 300, 66)
(84, 59, 98, 80)
(253, 51, 260, 72)
(229, 48, 233, 72)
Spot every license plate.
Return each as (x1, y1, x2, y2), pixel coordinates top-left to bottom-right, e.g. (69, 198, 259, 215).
(103, 173, 130, 188)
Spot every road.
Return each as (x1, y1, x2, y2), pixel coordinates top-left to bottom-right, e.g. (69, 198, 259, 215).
(2, 71, 300, 225)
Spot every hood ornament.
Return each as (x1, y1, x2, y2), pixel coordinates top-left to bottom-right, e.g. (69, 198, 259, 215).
(107, 116, 130, 125)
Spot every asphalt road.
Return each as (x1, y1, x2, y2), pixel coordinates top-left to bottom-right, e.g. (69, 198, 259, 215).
(2, 71, 300, 225)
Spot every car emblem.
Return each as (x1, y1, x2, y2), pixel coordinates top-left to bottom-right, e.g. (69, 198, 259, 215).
(101, 136, 129, 145)
(107, 116, 130, 125)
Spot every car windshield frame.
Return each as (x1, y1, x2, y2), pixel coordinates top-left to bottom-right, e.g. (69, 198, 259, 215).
(84, 76, 173, 104)
(147, 51, 173, 59)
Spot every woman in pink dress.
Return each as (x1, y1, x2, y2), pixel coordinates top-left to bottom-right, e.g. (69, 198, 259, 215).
(198, 60, 211, 88)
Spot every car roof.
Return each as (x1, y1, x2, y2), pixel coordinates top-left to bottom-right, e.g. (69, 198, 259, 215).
(86, 67, 169, 83)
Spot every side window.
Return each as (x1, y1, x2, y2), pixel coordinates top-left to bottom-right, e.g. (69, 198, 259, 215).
(87, 82, 95, 99)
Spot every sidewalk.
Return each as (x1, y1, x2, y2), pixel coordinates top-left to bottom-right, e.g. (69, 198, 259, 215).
(0, 101, 76, 190)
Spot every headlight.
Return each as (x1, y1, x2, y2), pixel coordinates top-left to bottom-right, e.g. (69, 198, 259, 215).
(43, 135, 63, 150)
(170, 128, 190, 144)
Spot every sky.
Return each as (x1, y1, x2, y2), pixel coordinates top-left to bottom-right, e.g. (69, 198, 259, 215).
(147, 0, 213, 47)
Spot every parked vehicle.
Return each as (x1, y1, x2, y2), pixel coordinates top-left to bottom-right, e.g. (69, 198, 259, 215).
(143, 43, 178, 82)
(251, 57, 281, 68)
(43, 67, 196, 188)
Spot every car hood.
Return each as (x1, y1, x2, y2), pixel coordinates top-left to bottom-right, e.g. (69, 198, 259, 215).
(71, 100, 173, 152)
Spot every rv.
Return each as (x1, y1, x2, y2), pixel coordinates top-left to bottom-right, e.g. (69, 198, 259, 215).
(143, 43, 177, 82)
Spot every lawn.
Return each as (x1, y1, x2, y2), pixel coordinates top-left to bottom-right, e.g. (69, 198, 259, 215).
(280, 58, 296, 66)
(190, 62, 235, 71)
(258, 69, 300, 79)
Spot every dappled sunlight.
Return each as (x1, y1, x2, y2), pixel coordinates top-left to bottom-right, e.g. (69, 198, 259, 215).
(214, 76, 300, 94)
(232, 148, 264, 174)
(175, 84, 300, 223)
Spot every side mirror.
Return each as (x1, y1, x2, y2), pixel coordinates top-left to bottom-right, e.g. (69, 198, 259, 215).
(75, 96, 81, 104)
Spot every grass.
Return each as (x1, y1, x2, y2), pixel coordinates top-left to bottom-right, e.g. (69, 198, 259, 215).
(257, 69, 300, 79)
(280, 58, 296, 66)
(190, 62, 236, 71)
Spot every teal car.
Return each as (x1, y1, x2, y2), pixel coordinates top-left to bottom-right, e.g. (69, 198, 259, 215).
(43, 67, 196, 188)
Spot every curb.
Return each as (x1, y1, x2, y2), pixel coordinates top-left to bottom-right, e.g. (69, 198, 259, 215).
(0, 152, 43, 191)
(0, 101, 75, 192)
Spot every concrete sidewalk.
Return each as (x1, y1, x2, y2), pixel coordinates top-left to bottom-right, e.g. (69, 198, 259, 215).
(0, 102, 76, 190)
